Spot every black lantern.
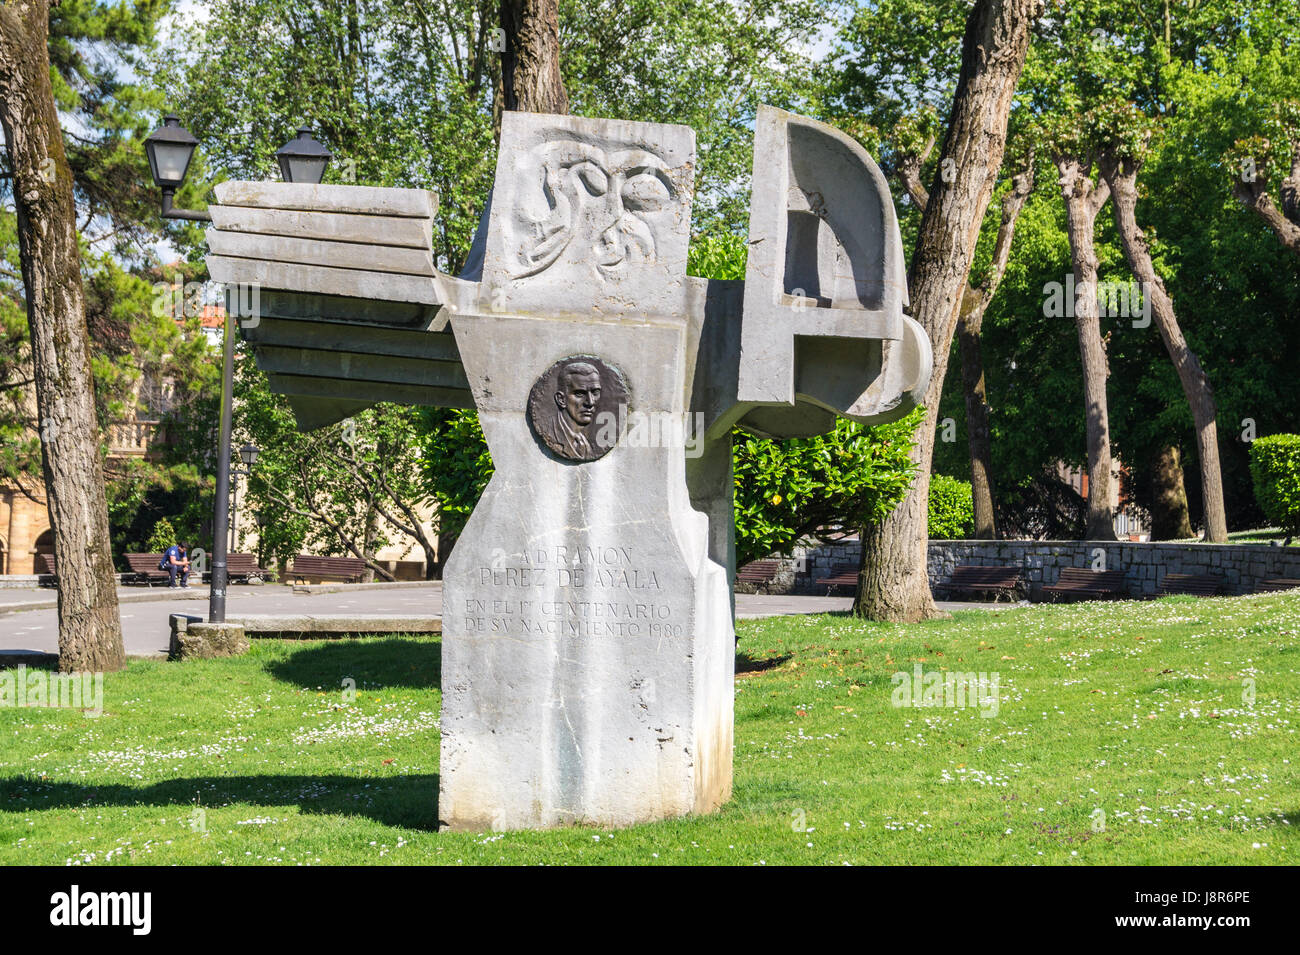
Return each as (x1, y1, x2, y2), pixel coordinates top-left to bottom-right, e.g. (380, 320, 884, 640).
(144, 114, 198, 189)
(239, 443, 260, 467)
(275, 127, 332, 184)
(143, 114, 210, 221)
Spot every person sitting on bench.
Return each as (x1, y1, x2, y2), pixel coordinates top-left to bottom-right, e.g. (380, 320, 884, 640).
(161, 540, 191, 589)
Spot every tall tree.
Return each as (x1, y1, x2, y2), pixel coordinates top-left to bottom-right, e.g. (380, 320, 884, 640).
(0, 0, 123, 670)
(1053, 148, 1118, 540)
(1097, 109, 1228, 541)
(853, 0, 1045, 622)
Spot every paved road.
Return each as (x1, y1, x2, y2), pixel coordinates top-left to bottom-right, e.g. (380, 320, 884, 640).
(0, 584, 1009, 658)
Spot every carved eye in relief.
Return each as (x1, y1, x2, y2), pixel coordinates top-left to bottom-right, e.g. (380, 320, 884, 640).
(620, 168, 673, 212)
(574, 162, 610, 197)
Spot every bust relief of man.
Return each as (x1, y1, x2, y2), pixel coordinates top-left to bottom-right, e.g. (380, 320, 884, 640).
(528, 356, 628, 462)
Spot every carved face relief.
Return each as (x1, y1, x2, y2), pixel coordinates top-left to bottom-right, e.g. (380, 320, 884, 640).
(528, 356, 629, 462)
(512, 142, 679, 282)
(482, 112, 695, 320)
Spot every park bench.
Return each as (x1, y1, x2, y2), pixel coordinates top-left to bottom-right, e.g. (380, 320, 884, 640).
(226, 553, 270, 583)
(291, 554, 368, 584)
(1156, 573, 1224, 597)
(735, 559, 781, 590)
(814, 565, 859, 594)
(936, 564, 1023, 601)
(1041, 566, 1130, 602)
(123, 552, 172, 586)
(1257, 577, 1300, 592)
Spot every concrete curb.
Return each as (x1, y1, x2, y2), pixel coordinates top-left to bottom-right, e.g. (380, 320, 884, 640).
(290, 580, 442, 595)
(169, 612, 440, 642)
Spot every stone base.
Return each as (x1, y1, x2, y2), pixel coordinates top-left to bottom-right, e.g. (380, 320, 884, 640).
(169, 618, 249, 660)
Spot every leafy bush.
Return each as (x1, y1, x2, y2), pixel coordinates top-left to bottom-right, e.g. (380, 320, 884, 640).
(1250, 434, 1300, 533)
(145, 517, 178, 553)
(928, 474, 974, 540)
(733, 412, 921, 565)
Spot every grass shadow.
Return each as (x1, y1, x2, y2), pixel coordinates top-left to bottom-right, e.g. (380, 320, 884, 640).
(264, 637, 440, 691)
(0, 772, 440, 831)
(735, 651, 793, 675)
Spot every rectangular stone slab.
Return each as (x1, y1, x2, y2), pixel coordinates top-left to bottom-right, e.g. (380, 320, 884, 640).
(207, 230, 437, 277)
(207, 256, 440, 306)
(244, 317, 460, 362)
(265, 372, 475, 409)
(254, 289, 441, 327)
(214, 180, 438, 219)
(253, 344, 470, 390)
(209, 205, 432, 249)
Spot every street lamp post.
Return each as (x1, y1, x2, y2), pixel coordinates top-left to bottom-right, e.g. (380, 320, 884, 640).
(144, 115, 331, 623)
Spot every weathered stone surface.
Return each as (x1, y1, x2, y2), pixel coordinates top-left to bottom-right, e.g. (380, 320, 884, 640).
(477, 111, 696, 322)
(214, 180, 438, 219)
(170, 620, 249, 660)
(207, 230, 437, 277)
(209, 204, 433, 249)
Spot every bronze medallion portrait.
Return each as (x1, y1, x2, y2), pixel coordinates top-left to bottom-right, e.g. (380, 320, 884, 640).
(527, 356, 629, 462)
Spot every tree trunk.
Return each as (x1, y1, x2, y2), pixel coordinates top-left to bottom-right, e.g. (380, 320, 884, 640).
(0, 1, 124, 672)
(1148, 444, 1193, 540)
(853, 0, 1044, 622)
(958, 305, 997, 538)
(1102, 154, 1229, 542)
(1057, 157, 1118, 541)
(499, 0, 568, 114)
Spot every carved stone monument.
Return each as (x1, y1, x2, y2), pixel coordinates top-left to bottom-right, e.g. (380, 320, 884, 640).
(206, 105, 932, 831)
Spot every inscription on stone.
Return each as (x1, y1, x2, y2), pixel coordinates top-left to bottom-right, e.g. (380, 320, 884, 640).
(526, 355, 629, 461)
(464, 544, 678, 639)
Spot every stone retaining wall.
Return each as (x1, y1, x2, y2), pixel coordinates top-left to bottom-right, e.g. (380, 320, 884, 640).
(786, 538, 1300, 598)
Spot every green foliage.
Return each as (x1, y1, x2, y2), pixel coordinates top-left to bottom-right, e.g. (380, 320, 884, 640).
(1249, 435, 1300, 533)
(927, 473, 974, 540)
(733, 411, 921, 565)
(416, 409, 494, 546)
(145, 517, 177, 553)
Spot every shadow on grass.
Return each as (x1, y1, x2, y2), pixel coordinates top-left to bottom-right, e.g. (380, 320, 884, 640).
(0, 772, 440, 831)
(265, 637, 440, 691)
(735, 651, 793, 675)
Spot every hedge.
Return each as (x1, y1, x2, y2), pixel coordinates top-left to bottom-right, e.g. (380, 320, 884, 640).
(929, 474, 975, 540)
(1250, 434, 1300, 533)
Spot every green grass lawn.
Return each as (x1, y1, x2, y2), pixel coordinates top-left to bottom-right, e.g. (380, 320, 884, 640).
(2, 591, 1297, 865)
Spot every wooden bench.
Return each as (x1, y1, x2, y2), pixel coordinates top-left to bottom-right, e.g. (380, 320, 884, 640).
(1257, 577, 1300, 592)
(1156, 573, 1224, 597)
(1041, 567, 1130, 602)
(815, 565, 859, 594)
(226, 553, 271, 583)
(735, 559, 781, 590)
(291, 554, 368, 584)
(35, 552, 56, 578)
(123, 552, 173, 586)
(936, 564, 1023, 601)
